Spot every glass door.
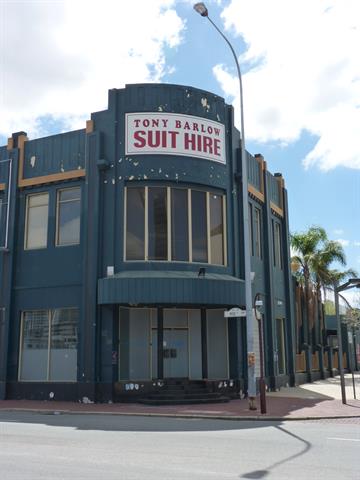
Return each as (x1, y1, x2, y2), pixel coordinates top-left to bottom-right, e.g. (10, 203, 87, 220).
(151, 328, 189, 378)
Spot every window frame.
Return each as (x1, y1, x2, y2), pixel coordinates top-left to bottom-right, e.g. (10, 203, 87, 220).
(273, 220, 283, 269)
(24, 192, 49, 250)
(55, 186, 81, 247)
(124, 185, 227, 266)
(249, 203, 254, 256)
(18, 307, 78, 383)
(254, 206, 262, 258)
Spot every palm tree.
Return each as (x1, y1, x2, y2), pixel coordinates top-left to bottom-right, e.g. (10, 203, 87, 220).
(311, 240, 347, 344)
(291, 226, 327, 346)
(290, 226, 354, 349)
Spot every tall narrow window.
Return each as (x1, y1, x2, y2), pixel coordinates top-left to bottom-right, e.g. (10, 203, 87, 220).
(210, 194, 224, 265)
(171, 189, 189, 261)
(191, 190, 208, 263)
(126, 187, 145, 260)
(56, 187, 81, 246)
(25, 193, 49, 249)
(20, 310, 49, 381)
(148, 187, 167, 260)
(249, 203, 254, 256)
(254, 207, 262, 258)
(49, 308, 78, 381)
(0, 196, 4, 246)
(273, 221, 282, 268)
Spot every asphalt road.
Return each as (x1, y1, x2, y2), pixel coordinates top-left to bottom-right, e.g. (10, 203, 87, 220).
(0, 412, 359, 479)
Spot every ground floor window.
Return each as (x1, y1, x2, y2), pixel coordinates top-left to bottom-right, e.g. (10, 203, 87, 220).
(19, 308, 78, 382)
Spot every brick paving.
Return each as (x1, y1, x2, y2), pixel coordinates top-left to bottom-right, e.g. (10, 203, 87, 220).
(1, 375, 359, 421)
(0, 394, 359, 421)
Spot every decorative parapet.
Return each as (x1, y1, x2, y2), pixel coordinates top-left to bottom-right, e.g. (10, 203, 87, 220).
(248, 153, 265, 203)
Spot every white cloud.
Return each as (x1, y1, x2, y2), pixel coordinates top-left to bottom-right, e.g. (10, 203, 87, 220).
(336, 239, 350, 247)
(214, 0, 360, 171)
(353, 241, 360, 247)
(0, 0, 185, 138)
(333, 229, 344, 236)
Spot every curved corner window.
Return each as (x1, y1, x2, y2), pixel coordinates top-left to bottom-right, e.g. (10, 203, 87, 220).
(171, 189, 188, 261)
(126, 187, 145, 260)
(125, 186, 226, 265)
(148, 187, 167, 260)
(191, 190, 208, 263)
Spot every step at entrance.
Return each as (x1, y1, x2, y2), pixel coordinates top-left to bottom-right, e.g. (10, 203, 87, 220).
(138, 379, 231, 405)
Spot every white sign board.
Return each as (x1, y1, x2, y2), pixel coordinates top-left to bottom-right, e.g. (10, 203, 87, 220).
(224, 308, 246, 318)
(125, 112, 226, 164)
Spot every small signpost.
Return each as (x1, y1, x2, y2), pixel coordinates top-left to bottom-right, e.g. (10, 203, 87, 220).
(224, 307, 246, 318)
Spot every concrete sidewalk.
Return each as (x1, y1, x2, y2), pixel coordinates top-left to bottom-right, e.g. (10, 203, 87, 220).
(1, 374, 359, 421)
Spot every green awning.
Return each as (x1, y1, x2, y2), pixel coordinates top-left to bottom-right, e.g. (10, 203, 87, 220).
(98, 270, 245, 306)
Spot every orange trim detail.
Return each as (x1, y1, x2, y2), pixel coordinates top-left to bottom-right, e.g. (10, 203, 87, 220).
(248, 184, 265, 203)
(19, 169, 86, 188)
(0, 183, 6, 191)
(7, 138, 14, 150)
(16, 133, 86, 187)
(86, 120, 94, 134)
(17, 134, 28, 186)
(270, 201, 284, 217)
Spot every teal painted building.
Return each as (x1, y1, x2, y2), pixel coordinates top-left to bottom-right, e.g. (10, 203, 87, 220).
(0, 84, 295, 402)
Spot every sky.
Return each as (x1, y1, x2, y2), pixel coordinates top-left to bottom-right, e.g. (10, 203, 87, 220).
(0, 0, 359, 303)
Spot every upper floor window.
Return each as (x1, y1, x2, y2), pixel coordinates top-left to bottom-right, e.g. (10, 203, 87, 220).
(254, 207, 262, 258)
(56, 187, 81, 246)
(273, 220, 282, 269)
(24, 193, 49, 249)
(0, 195, 5, 246)
(125, 186, 226, 265)
(249, 203, 262, 258)
(249, 203, 254, 256)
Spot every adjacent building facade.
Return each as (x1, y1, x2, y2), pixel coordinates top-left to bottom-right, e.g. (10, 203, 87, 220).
(0, 83, 296, 402)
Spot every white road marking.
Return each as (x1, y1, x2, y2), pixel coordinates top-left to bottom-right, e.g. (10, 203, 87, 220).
(328, 437, 360, 442)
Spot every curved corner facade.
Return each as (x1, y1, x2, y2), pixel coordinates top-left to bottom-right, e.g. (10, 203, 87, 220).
(0, 83, 296, 402)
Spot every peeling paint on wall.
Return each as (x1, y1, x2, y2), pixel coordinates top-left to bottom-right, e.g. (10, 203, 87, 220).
(30, 156, 36, 168)
(201, 97, 210, 111)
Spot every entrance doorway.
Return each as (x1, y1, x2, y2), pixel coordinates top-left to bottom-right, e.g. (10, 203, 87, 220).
(152, 328, 189, 378)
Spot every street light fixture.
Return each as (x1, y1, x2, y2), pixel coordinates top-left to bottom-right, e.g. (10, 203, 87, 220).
(194, 3, 257, 410)
(334, 278, 360, 405)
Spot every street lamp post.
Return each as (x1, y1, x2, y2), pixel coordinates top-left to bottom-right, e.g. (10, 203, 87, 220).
(194, 3, 257, 410)
(334, 278, 360, 405)
(254, 293, 267, 414)
(334, 285, 346, 404)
